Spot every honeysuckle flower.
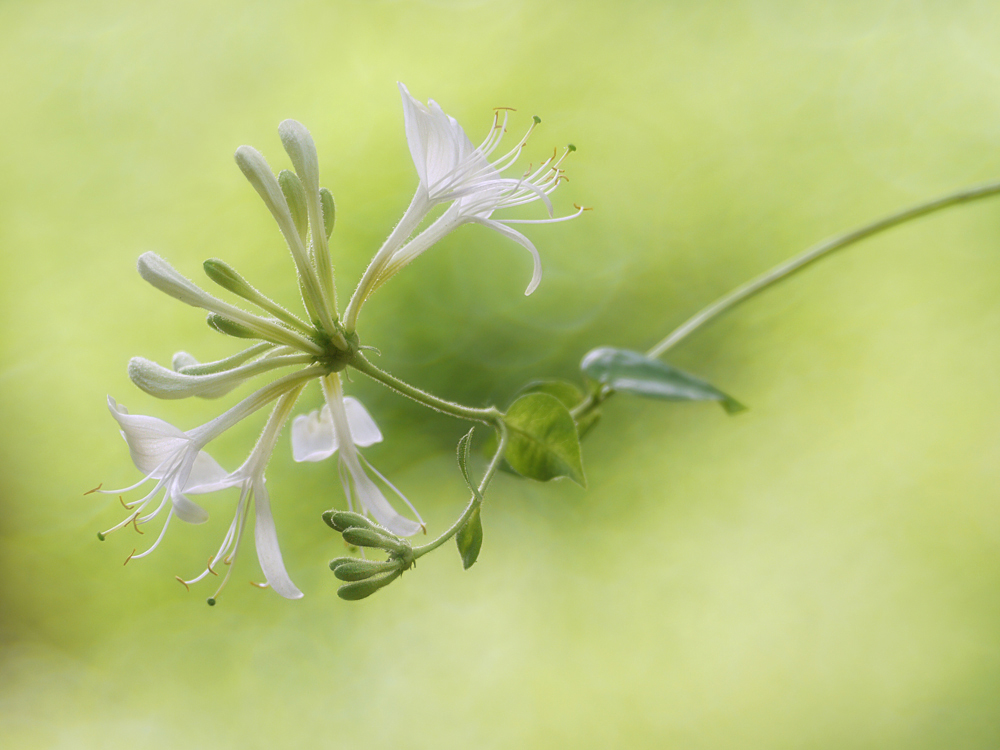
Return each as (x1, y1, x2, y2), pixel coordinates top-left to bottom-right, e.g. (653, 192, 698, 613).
(94, 397, 234, 560)
(178, 386, 307, 602)
(291, 373, 424, 537)
(343, 83, 584, 330)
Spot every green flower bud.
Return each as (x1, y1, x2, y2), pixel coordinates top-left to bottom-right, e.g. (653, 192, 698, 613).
(332, 559, 400, 582)
(342, 527, 409, 554)
(336, 569, 403, 601)
(320, 187, 335, 239)
(206, 313, 258, 339)
(278, 170, 308, 243)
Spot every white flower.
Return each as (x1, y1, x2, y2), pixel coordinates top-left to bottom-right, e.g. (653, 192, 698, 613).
(291, 373, 424, 537)
(95, 397, 233, 561)
(177, 387, 306, 601)
(97, 375, 313, 600)
(343, 83, 584, 330)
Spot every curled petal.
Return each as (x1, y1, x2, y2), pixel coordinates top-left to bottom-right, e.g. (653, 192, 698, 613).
(467, 217, 543, 295)
(172, 493, 210, 524)
(252, 479, 303, 599)
(108, 397, 188, 476)
(291, 408, 337, 462)
(343, 397, 383, 447)
(346, 460, 422, 537)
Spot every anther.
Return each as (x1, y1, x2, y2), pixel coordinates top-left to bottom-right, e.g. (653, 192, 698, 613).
(118, 495, 133, 509)
(84, 483, 103, 496)
(130, 514, 144, 534)
(175, 577, 190, 592)
(207, 558, 218, 576)
(573, 203, 593, 211)
(249, 581, 269, 589)
(124, 548, 137, 566)
(493, 106, 517, 112)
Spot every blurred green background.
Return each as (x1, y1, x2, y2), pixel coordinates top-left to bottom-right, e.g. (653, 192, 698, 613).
(2, 0, 1000, 747)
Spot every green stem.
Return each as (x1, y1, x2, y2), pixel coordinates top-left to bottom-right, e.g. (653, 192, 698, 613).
(413, 425, 509, 559)
(648, 178, 1000, 358)
(350, 354, 501, 425)
(571, 178, 1000, 420)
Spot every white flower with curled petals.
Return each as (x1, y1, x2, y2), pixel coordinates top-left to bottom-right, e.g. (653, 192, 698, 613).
(343, 83, 584, 330)
(94, 397, 233, 560)
(291, 373, 424, 537)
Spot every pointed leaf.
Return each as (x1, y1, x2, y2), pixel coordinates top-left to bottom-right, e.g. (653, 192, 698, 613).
(503, 393, 586, 486)
(455, 428, 485, 569)
(513, 380, 601, 440)
(456, 507, 483, 570)
(581, 347, 746, 414)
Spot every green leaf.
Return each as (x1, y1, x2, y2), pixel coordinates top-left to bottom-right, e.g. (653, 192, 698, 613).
(455, 428, 485, 569)
(456, 507, 483, 571)
(580, 347, 746, 414)
(503, 393, 586, 486)
(511, 380, 602, 441)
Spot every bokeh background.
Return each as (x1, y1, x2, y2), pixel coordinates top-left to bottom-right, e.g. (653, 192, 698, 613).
(3, 0, 1000, 747)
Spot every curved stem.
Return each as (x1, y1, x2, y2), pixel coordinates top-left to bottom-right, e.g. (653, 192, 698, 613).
(350, 354, 501, 425)
(571, 179, 1000, 421)
(413, 424, 508, 559)
(648, 178, 1000, 358)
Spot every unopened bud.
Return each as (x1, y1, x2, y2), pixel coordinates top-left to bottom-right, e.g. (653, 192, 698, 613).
(278, 170, 308, 242)
(206, 313, 258, 339)
(336, 569, 403, 601)
(320, 187, 335, 238)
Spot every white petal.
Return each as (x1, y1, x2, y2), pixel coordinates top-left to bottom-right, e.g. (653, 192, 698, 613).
(253, 479, 304, 599)
(469, 218, 543, 295)
(343, 397, 383, 447)
(108, 396, 189, 477)
(184, 450, 232, 493)
(172, 493, 209, 524)
(346, 459, 422, 537)
(399, 82, 431, 186)
(290, 407, 338, 462)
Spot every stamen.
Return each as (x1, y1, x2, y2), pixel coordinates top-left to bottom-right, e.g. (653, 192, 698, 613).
(130, 514, 144, 535)
(207, 557, 219, 576)
(249, 581, 269, 589)
(84, 483, 103, 495)
(124, 548, 137, 566)
(175, 576, 190, 592)
(97, 532, 106, 541)
(118, 495, 132, 509)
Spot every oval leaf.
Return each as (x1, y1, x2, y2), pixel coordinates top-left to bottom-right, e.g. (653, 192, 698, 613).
(456, 507, 483, 570)
(503, 393, 586, 486)
(580, 347, 746, 414)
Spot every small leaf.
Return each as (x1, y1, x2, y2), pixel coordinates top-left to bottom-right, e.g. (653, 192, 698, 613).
(515, 379, 585, 408)
(456, 507, 483, 570)
(503, 393, 586, 486)
(455, 428, 485, 569)
(580, 347, 746, 414)
(514, 380, 603, 439)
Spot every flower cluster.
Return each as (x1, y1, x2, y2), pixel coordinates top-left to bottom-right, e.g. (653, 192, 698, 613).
(93, 84, 580, 602)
